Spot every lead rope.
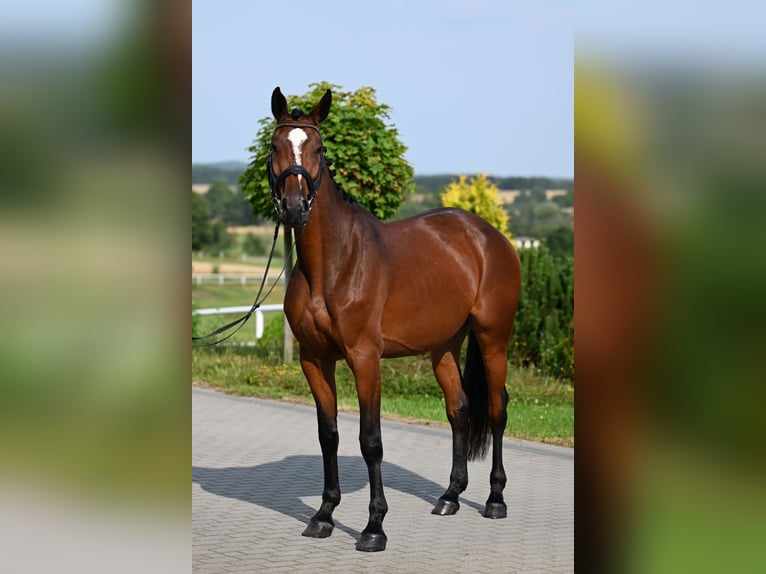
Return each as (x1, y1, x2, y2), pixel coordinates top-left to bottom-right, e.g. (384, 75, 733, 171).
(192, 222, 293, 347)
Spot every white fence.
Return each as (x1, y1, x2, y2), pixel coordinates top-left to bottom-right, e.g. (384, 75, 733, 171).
(512, 238, 541, 249)
(192, 304, 284, 340)
(192, 274, 286, 286)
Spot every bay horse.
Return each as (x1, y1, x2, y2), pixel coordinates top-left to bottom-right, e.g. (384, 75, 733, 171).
(268, 87, 521, 552)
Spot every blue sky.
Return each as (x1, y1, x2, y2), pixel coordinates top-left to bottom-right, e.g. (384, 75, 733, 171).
(193, 0, 573, 178)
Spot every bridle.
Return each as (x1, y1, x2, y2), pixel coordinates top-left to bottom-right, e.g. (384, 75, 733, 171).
(267, 122, 327, 223)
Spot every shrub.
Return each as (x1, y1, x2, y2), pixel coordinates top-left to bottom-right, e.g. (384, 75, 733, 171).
(242, 233, 268, 256)
(511, 245, 574, 381)
(191, 303, 201, 338)
(440, 174, 512, 240)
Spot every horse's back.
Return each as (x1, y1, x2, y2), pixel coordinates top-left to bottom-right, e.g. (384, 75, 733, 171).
(385, 208, 519, 286)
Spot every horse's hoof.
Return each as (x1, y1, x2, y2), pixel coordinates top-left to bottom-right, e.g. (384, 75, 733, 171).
(355, 532, 387, 552)
(431, 499, 460, 515)
(302, 520, 334, 538)
(483, 502, 507, 519)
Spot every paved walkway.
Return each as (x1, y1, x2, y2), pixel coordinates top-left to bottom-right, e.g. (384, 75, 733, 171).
(193, 387, 573, 573)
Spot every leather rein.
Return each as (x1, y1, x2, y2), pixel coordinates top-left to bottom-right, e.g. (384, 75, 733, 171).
(192, 122, 329, 347)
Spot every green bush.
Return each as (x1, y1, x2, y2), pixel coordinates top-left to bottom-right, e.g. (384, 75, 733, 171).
(191, 303, 201, 339)
(255, 313, 286, 360)
(511, 245, 574, 381)
(242, 233, 267, 256)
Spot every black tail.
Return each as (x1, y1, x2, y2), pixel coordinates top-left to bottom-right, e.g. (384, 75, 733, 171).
(462, 331, 491, 461)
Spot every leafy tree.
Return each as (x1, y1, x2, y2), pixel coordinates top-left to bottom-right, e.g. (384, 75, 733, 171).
(412, 174, 459, 195)
(512, 189, 548, 205)
(205, 180, 234, 221)
(533, 202, 565, 229)
(241, 232, 284, 257)
(209, 220, 233, 252)
(192, 163, 246, 185)
(242, 233, 267, 256)
(544, 226, 574, 261)
(507, 195, 569, 238)
(440, 173, 512, 240)
(552, 188, 574, 208)
(239, 82, 414, 221)
(205, 179, 255, 225)
(192, 191, 213, 251)
(192, 189, 233, 253)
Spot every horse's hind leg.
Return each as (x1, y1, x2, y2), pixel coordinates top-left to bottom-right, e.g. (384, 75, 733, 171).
(300, 355, 341, 538)
(431, 340, 469, 516)
(475, 333, 511, 519)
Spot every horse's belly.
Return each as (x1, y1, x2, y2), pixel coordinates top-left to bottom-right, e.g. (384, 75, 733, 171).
(379, 271, 474, 355)
(381, 307, 470, 357)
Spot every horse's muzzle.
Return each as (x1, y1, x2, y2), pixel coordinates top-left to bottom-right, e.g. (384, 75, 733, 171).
(279, 196, 310, 228)
(270, 162, 319, 229)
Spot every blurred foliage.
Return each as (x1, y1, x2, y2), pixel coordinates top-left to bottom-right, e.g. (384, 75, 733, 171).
(576, 52, 766, 572)
(507, 190, 571, 237)
(239, 82, 414, 221)
(192, 162, 247, 185)
(440, 173, 512, 240)
(240, 232, 272, 256)
(392, 174, 574, 239)
(412, 174, 574, 196)
(192, 191, 214, 250)
(0, 6, 188, 570)
(203, 180, 255, 225)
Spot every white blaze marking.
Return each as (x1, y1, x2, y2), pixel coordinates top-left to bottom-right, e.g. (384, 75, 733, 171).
(287, 128, 308, 186)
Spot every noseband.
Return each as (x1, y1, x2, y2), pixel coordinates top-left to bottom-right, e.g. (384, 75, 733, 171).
(267, 122, 327, 222)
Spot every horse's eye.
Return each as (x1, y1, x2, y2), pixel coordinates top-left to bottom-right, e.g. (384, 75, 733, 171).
(270, 144, 277, 152)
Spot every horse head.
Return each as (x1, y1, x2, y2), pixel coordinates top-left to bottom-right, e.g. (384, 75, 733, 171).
(268, 87, 332, 228)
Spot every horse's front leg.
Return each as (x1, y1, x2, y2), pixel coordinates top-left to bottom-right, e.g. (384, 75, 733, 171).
(348, 352, 388, 552)
(300, 355, 341, 539)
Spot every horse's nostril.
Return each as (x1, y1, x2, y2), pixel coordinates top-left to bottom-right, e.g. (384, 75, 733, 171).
(301, 198, 309, 211)
(281, 197, 288, 210)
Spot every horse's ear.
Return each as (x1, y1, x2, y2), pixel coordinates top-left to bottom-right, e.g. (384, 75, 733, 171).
(311, 89, 332, 124)
(271, 87, 288, 120)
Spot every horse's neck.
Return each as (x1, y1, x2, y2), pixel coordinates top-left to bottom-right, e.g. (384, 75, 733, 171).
(294, 182, 354, 290)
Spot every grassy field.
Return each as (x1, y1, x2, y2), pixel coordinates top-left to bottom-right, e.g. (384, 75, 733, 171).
(192, 283, 573, 447)
(193, 283, 285, 307)
(192, 344, 573, 446)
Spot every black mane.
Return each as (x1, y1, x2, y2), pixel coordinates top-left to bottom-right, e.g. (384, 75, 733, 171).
(337, 182, 355, 205)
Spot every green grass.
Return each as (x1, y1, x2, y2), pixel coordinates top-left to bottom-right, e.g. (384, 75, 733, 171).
(192, 253, 275, 268)
(192, 346, 573, 446)
(192, 283, 285, 308)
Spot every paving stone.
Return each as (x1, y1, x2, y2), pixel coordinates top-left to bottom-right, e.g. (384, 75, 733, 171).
(193, 387, 573, 573)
